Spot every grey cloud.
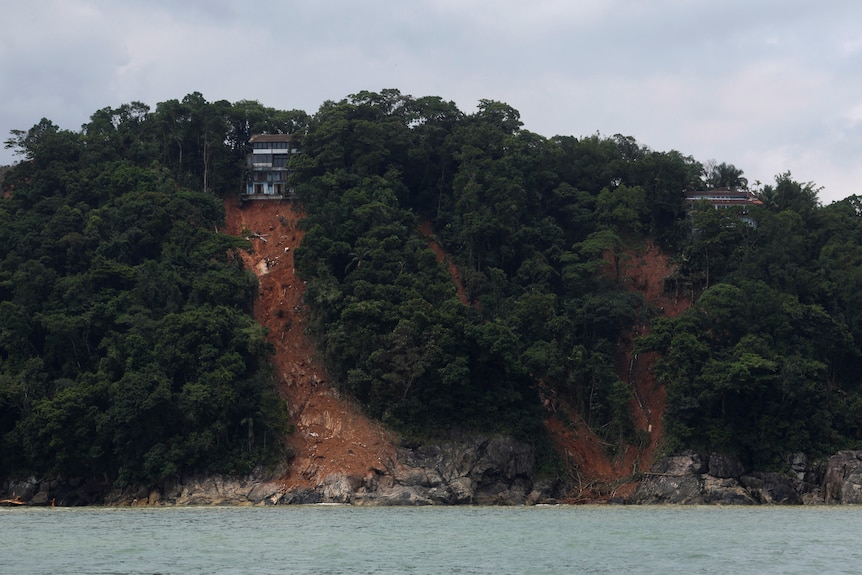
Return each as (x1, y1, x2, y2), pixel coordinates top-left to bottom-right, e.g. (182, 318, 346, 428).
(2, 0, 861, 202)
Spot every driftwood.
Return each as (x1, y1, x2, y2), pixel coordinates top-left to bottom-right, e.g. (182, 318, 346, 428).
(0, 498, 25, 506)
(250, 232, 268, 243)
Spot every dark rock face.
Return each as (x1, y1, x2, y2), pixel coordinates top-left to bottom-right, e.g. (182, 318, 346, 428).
(632, 452, 821, 505)
(701, 476, 755, 505)
(632, 474, 704, 505)
(277, 487, 322, 505)
(823, 450, 862, 504)
(740, 473, 802, 505)
(355, 435, 538, 506)
(1, 435, 544, 507)
(11, 445, 860, 507)
(652, 451, 707, 476)
(1, 476, 112, 507)
(269, 435, 541, 506)
(708, 453, 746, 479)
(5, 478, 39, 501)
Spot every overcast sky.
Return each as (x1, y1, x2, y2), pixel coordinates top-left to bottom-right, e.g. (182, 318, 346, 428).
(2, 0, 860, 203)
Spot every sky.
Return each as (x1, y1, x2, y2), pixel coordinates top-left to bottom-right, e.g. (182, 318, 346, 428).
(2, 0, 861, 203)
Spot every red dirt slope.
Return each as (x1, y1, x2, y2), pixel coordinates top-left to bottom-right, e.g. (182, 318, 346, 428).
(222, 198, 397, 489)
(419, 221, 471, 307)
(224, 199, 688, 501)
(417, 224, 689, 501)
(546, 243, 690, 502)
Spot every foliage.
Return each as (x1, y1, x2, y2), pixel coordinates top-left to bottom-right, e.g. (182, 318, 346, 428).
(643, 174, 862, 464)
(290, 91, 681, 445)
(5, 89, 862, 481)
(292, 91, 862, 467)
(0, 99, 292, 486)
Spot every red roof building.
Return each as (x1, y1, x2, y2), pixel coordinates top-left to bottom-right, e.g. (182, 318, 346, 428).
(685, 188, 763, 209)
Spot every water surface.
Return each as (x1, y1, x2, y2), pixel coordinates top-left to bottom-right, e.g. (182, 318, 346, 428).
(2, 505, 860, 574)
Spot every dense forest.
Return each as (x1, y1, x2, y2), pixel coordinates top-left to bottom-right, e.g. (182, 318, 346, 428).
(2, 89, 862, 489)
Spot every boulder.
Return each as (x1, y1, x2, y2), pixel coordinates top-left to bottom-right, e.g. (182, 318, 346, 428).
(444, 476, 475, 504)
(29, 490, 51, 506)
(357, 485, 432, 506)
(377, 434, 535, 506)
(632, 474, 704, 504)
(708, 453, 745, 479)
(526, 479, 564, 505)
(740, 473, 801, 505)
(701, 476, 755, 505)
(823, 450, 862, 504)
(474, 476, 531, 505)
(632, 453, 810, 505)
(320, 474, 360, 504)
(278, 487, 322, 505)
(5, 477, 39, 501)
(651, 451, 706, 476)
(785, 452, 808, 479)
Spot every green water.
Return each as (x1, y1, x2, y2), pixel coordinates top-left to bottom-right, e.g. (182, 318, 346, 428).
(2, 505, 860, 574)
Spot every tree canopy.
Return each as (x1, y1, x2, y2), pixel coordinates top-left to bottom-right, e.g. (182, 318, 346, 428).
(0, 97, 296, 486)
(3, 89, 862, 487)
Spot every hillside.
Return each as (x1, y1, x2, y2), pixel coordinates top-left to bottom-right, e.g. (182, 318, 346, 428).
(544, 243, 691, 500)
(222, 198, 397, 489)
(224, 198, 692, 500)
(4, 90, 862, 502)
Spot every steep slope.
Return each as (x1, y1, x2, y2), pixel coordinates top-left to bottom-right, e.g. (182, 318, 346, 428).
(222, 198, 397, 490)
(224, 200, 689, 501)
(419, 221, 472, 307)
(418, 222, 690, 501)
(546, 243, 690, 501)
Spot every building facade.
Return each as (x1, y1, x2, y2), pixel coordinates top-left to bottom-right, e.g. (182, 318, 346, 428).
(684, 188, 763, 210)
(244, 134, 297, 198)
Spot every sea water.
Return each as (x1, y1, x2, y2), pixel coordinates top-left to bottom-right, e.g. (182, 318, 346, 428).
(2, 505, 861, 574)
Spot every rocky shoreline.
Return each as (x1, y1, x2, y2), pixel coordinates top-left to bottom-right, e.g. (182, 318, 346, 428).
(630, 449, 862, 505)
(5, 439, 862, 507)
(1, 435, 562, 507)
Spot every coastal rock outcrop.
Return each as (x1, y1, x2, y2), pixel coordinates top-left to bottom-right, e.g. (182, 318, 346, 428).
(105, 472, 287, 506)
(15, 446, 862, 506)
(823, 450, 862, 504)
(632, 451, 821, 505)
(1, 434, 554, 506)
(287, 434, 549, 506)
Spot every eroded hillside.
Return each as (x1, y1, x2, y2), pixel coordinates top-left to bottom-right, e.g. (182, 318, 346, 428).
(224, 198, 689, 501)
(545, 244, 690, 501)
(222, 198, 397, 490)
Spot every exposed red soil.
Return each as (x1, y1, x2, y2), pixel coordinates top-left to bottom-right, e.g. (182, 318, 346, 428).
(547, 243, 691, 502)
(223, 199, 689, 501)
(222, 198, 397, 489)
(419, 221, 471, 307)
(418, 225, 690, 501)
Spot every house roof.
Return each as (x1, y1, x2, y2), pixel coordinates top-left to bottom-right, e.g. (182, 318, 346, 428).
(685, 188, 763, 206)
(249, 133, 292, 143)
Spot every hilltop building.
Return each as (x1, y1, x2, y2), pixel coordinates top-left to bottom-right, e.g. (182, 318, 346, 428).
(684, 188, 763, 210)
(685, 187, 763, 229)
(243, 134, 298, 199)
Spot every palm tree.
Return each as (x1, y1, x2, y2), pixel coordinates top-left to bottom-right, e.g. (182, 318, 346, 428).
(704, 161, 748, 190)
